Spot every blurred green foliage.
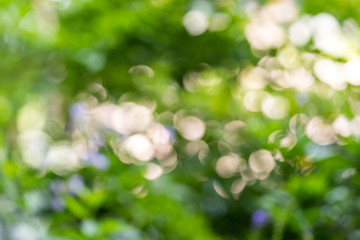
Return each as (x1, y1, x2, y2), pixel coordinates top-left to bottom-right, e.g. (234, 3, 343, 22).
(2, 0, 360, 239)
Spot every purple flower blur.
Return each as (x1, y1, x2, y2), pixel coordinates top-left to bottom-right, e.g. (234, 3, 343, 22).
(87, 152, 109, 170)
(50, 196, 65, 211)
(165, 126, 177, 141)
(68, 174, 85, 194)
(90, 134, 104, 147)
(251, 209, 269, 227)
(69, 102, 88, 121)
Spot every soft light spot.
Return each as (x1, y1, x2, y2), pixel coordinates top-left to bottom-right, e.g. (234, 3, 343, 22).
(177, 116, 205, 141)
(249, 150, 275, 173)
(289, 113, 309, 134)
(72, 137, 91, 160)
(185, 140, 208, 156)
(129, 65, 154, 78)
(81, 219, 98, 237)
(155, 144, 173, 160)
(11, 223, 40, 240)
(124, 134, 154, 161)
(277, 46, 299, 69)
(351, 115, 360, 137)
(314, 32, 347, 58)
(306, 116, 337, 145)
(147, 124, 172, 146)
(46, 143, 81, 175)
(274, 150, 285, 162)
(261, 1, 297, 24)
(225, 120, 246, 131)
(333, 115, 352, 137)
(287, 67, 314, 91)
(131, 184, 148, 198)
(144, 163, 163, 180)
(196, 71, 222, 87)
(88, 83, 107, 100)
(245, 20, 285, 50)
(223, 121, 246, 145)
(215, 154, 241, 178)
(244, 1, 259, 17)
(310, 13, 341, 35)
(158, 152, 178, 170)
(342, 168, 356, 179)
(261, 95, 289, 119)
(270, 69, 291, 88)
(24, 190, 47, 213)
(230, 178, 246, 195)
(289, 16, 312, 46)
(93, 103, 118, 130)
(243, 90, 267, 112)
(125, 103, 153, 132)
(311, 13, 347, 57)
(280, 132, 297, 150)
(108, 103, 153, 134)
(109, 105, 128, 134)
(254, 171, 271, 180)
(18, 130, 50, 168)
(268, 130, 283, 145)
(183, 10, 208, 36)
(239, 66, 267, 90)
(33, 0, 59, 40)
(240, 168, 256, 182)
(17, 101, 46, 132)
(344, 58, 360, 86)
(213, 180, 229, 198)
(314, 58, 346, 90)
(258, 56, 280, 71)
